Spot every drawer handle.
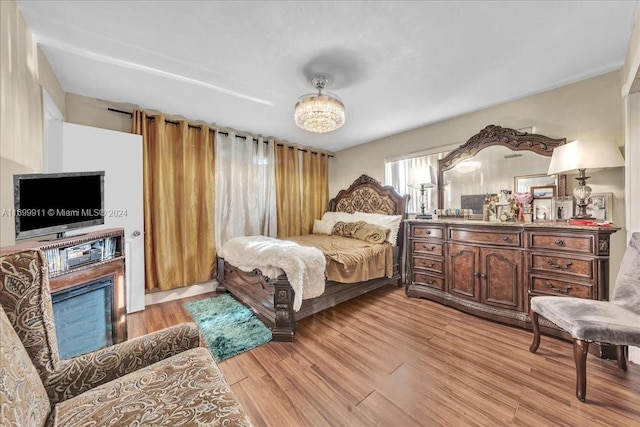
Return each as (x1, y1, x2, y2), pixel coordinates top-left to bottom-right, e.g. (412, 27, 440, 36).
(555, 240, 565, 247)
(426, 279, 436, 285)
(425, 230, 432, 235)
(545, 282, 573, 294)
(547, 259, 573, 270)
(503, 236, 510, 241)
(423, 245, 436, 251)
(425, 263, 435, 268)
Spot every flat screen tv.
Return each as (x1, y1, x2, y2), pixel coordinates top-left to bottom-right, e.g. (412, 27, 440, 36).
(14, 171, 105, 240)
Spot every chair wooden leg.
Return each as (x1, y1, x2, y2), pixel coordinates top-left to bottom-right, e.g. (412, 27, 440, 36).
(572, 339, 590, 402)
(616, 345, 627, 371)
(529, 310, 541, 353)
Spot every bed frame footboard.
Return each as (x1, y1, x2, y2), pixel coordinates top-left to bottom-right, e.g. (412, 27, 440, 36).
(216, 257, 296, 341)
(216, 257, 401, 342)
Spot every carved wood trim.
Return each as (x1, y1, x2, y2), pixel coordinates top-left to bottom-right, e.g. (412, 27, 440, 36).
(437, 125, 567, 208)
(329, 174, 411, 268)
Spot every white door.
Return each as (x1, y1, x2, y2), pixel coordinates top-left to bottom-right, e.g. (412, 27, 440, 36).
(61, 123, 145, 313)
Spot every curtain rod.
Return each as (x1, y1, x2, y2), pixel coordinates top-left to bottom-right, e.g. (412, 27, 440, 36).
(107, 107, 333, 157)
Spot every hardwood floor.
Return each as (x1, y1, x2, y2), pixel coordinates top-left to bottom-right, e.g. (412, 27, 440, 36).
(128, 286, 640, 426)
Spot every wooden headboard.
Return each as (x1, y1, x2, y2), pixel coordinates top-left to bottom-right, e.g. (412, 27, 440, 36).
(328, 175, 410, 256)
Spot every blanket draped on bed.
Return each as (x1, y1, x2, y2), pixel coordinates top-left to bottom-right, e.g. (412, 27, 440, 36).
(218, 236, 326, 311)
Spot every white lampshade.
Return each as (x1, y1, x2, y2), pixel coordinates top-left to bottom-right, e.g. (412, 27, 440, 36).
(409, 165, 436, 188)
(548, 140, 624, 175)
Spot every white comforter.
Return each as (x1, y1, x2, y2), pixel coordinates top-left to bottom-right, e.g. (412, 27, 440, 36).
(218, 236, 326, 311)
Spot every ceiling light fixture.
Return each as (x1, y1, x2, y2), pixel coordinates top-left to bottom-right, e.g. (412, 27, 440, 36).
(294, 75, 345, 133)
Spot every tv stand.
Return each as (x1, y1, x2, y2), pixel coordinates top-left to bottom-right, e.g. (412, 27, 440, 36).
(38, 232, 88, 242)
(1, 228, 127, 355)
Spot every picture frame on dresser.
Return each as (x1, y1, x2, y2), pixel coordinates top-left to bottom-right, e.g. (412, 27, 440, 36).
(514, 174, 558, 194)
(552, 196, 574, 221)
(583, 192, 612, 221)
(532, 198, 552, 220)
(530, 185, 556, 199)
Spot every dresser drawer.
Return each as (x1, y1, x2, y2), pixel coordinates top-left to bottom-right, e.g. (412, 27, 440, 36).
(413, 257, 444, 274)
(528, 232, 594, 255)
(449, 228, 521, 247)
(412, 272, 445, 291)
(411, 225, 444, 239)
(529, 254, 594, 281)
(412, 241, 443, 256)
(530, 276, 593, 298)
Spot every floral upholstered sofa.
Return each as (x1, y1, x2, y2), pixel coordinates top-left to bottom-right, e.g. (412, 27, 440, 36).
(0, 249, 252, 426)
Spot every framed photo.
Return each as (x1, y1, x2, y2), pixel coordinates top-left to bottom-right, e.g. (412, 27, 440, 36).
(533, 198, 552, 220)
(514, 174, 558, 194)
(530, 186, 556, 199)
(584, 192, 612, 221)
(552, 196, 573, 221)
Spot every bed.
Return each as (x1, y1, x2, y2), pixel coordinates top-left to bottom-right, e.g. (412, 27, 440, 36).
(215, 174, 410, 341)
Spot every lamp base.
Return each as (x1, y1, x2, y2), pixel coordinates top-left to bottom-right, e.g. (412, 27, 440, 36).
(416, 214, 433, 220)
(571, 214, 594, 220)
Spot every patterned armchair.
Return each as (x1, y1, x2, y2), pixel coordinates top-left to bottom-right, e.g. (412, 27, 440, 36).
(0, 249, 252, 426)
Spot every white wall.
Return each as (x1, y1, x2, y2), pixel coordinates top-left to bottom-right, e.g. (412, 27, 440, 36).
(1, 0, 65, 247)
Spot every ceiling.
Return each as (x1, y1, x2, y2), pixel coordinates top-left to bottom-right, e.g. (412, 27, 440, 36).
(17, 1, 638, 152)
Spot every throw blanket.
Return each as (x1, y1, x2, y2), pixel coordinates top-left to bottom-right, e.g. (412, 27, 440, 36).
(218, 236, 326, 311)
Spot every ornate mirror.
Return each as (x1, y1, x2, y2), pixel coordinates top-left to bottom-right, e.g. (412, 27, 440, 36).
(437, 125, 567, 212)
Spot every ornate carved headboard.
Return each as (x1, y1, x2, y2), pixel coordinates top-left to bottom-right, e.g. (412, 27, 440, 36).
(328, 175, 410, 254)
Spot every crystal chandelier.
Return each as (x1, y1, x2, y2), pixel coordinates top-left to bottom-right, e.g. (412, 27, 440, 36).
(294, 75, 345, 133)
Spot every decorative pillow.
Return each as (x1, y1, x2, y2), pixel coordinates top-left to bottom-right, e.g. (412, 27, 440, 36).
(352, 212, 402, 245)
(352, 223, 390, 244)
(313, 219, 335, 235)
(331, 220, 367, 238)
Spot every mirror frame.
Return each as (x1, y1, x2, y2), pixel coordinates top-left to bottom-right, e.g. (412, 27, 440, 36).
(437, 125, 567, 209)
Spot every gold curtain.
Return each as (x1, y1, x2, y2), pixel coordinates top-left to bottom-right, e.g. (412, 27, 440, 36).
(301, 150, 330, 234)
(275, 143, 302, 238)
(132, 111, 216, 291)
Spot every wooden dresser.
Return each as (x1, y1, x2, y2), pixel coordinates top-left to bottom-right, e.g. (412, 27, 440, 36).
(405, 219, 619, 355)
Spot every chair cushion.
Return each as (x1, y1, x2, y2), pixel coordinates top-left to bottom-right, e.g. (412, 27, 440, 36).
(531, 296, 640, 345)
(51, 347, 252, 426)
(0, 306, 51, 426)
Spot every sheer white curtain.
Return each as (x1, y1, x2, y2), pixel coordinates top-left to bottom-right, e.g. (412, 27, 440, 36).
(385, 151, 448, 215)
(215, 131, 277, 247)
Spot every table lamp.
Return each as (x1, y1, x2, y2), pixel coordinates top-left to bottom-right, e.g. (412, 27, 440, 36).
(409, 165, 436, 219)
(547, 140, 624, 219)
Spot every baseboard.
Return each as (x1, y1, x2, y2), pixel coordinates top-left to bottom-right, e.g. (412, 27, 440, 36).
(629, 345, 640, 365)
(145, 280, 216, 306)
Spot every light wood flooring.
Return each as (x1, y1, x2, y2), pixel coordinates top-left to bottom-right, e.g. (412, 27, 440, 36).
(127, 286, 640, 426)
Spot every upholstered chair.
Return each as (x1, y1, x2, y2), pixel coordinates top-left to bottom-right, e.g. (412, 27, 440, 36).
(0, 249, 252, 426)
(529, 232, 640, 402)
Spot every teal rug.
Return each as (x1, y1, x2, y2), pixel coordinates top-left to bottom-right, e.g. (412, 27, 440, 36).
(184, 294, 272, 362)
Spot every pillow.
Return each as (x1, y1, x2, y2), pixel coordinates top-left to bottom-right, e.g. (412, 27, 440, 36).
(321, 211, 356, 223)
(352, 212, 402, 245)
(331, 220, 366, 237)
(352, 223, 390, 244)
(313, 219, 335, 235)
